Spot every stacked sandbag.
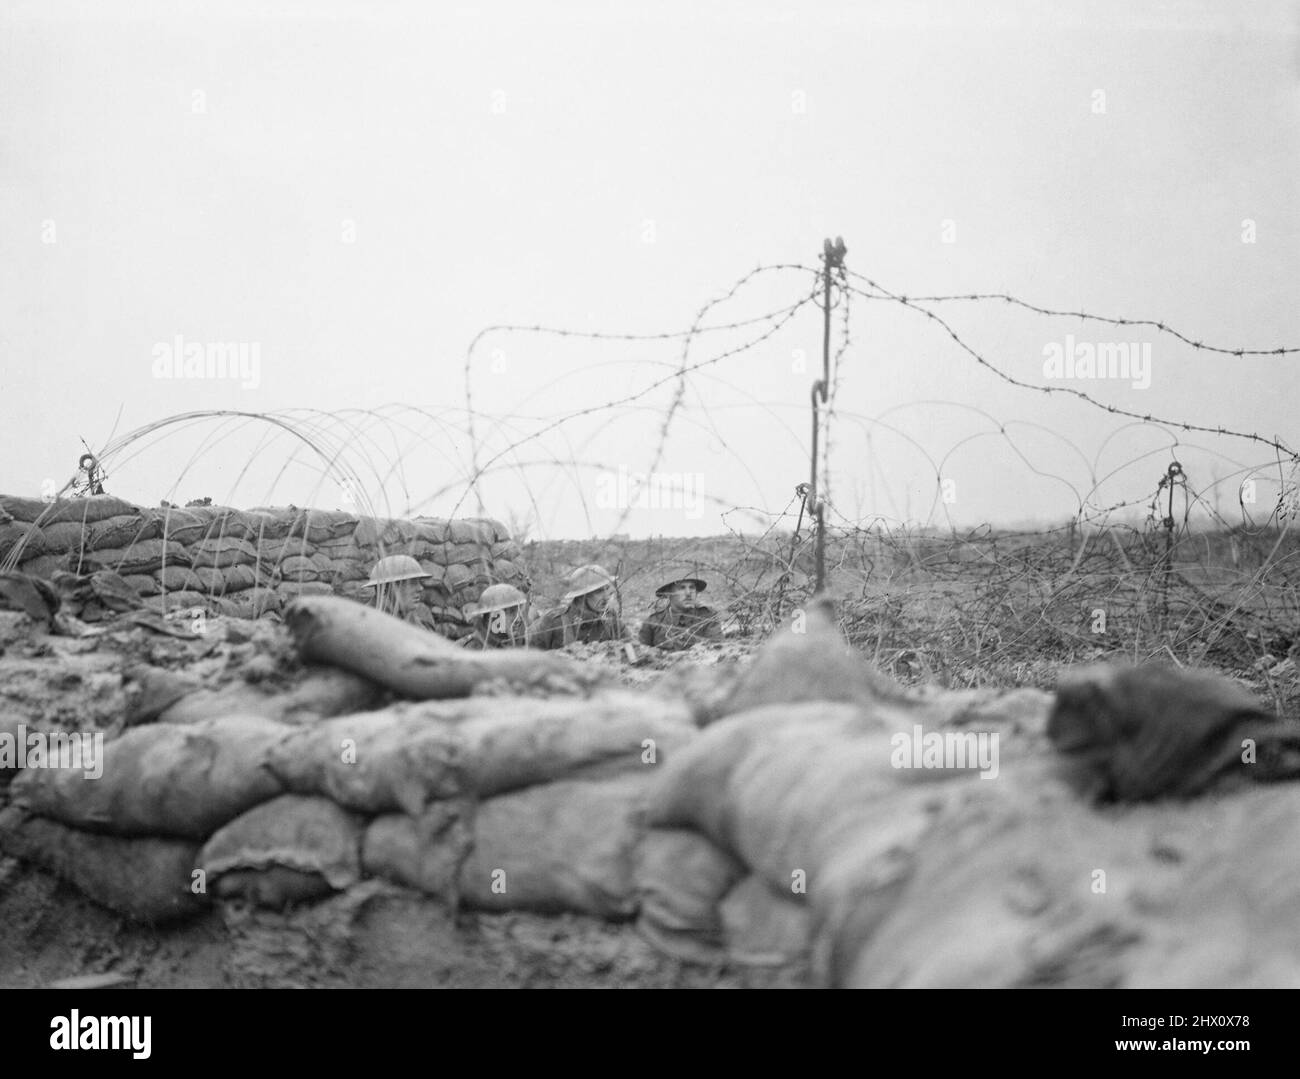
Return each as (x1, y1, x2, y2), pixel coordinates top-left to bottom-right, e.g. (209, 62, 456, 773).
(0, 674, 700, 926)
(0, 714, 294, 922)
(267, 691, 698, 918)
(0, 494, 525, 638)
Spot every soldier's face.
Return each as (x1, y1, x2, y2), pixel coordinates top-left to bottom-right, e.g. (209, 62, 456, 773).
(582, 586, 610, 613)
(396, 579, 422, 612)
(668, 582, 697, 611)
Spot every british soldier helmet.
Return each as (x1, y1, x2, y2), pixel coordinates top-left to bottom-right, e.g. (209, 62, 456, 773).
(655, 575, 707, 597)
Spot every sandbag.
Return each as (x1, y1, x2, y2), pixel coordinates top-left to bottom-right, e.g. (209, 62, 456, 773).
(412, 518, 450, 546)
(39, 520, 90, 553)
(646, 701, 995, 903)
(447, 519, 492, 546)
(490, 540, 522, 561)
(82, 539, 190, 575)
(156, 565, 205, 593)
(0, 806, 208, 924)
(836, 778, 1300, 988)
(82, 569, 143, 613)
(190, 536, 259, 569)
(213, 597, 252, 619)
(352, 517, 418, 548)
(635, 828, 744, 960)
(0, 494, 139, 525)
(222, 563, 260, 592)
(154, 508, 214, 545)
(284, 595, 589, 699)
(9, 714, 290, 838)
(448, 692, 697, 795)
(715, 598, 912, 721)
(205, 509, 291, 542)
(291, 509, 356, 544)
(257, 538, 310, 567)
(719, 874, 812, 968)
(238, 509, 294, 541)
(87, 512, 160, 550)
(0, 521, 45, 560)
(157, 666, 381, 727)
(361, 801, 473, 905)
(433, 542, 490, 565)
(123, 573, 159, 597)
(325, 557, 369, 583)
(441, 564, 473, 589)
(15, 553, 65, 578)
(198, 794, 363, 908)
(244, 586, 282, 615)
(0, 572, 60, 626)
(277, 554, 321, 581)
(263, 711, 462, 813)
(458, 774, 652, 918)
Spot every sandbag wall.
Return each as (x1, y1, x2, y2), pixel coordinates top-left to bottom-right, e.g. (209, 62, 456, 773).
(0, 495, 525, 638)
(0, 694, 699, 928)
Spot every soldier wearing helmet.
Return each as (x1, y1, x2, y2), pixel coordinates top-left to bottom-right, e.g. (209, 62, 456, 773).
(638, 573, 722, 651)
(363, 554, 435, 628)
(529, 564, 626, 649)
(461, 582, 531, 649)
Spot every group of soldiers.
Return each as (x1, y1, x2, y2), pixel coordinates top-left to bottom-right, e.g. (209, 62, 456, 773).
(363, 556, 722, 652)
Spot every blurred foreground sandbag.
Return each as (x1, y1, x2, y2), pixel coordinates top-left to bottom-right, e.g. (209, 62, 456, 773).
(719, 874, 812, 969)
(283, 595, 594, 699)
(835, 780, 1300, 988)
(647, 700, 1060, 985)
(431, 692, 697, 795)
(266, 692, 694, 814)
(713, 599, 913, 721)
(155, 666, 384, 727)
(458, 775, 652, 918)
(647, 701, 983, 878)
(10, 715, 289, 838)
(634, 828, 745, 961)
(1048, 663, 1300, 800)
(916, 685, 1056, 738)
(197, 794, 364, 909)
(361, 800, 474, 906)
(0, 806, 207, 923)
(264, 711, 462, 814)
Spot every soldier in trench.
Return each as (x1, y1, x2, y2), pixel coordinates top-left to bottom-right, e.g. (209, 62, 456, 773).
(460, 582, 532, 649)
(638, 573, 722, 651)
(528, 564, 626, 649)
(363, 554, 436, 629)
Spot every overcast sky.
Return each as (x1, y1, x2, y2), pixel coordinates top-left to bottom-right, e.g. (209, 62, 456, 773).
(3, 0, 1298, 539)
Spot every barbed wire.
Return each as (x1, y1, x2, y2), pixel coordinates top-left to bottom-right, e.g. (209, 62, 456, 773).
(843, 274, 1300, 357)
(840, 272, 1299, 460)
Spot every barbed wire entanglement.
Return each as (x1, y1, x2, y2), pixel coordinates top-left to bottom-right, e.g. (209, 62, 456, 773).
(23, 248, 1300, 708)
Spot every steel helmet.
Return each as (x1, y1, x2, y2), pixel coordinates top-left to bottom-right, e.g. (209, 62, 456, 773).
(365, 554, 433, 587)
(655, 575, 707, 597)
(562, 564, 616, 603)
(467, 582, 527, 618)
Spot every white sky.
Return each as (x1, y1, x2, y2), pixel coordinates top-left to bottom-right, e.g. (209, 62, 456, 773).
(2, 0, 1298, 538)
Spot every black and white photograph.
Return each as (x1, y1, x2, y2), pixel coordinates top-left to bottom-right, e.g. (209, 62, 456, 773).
(1, 0, 1298, 1024)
